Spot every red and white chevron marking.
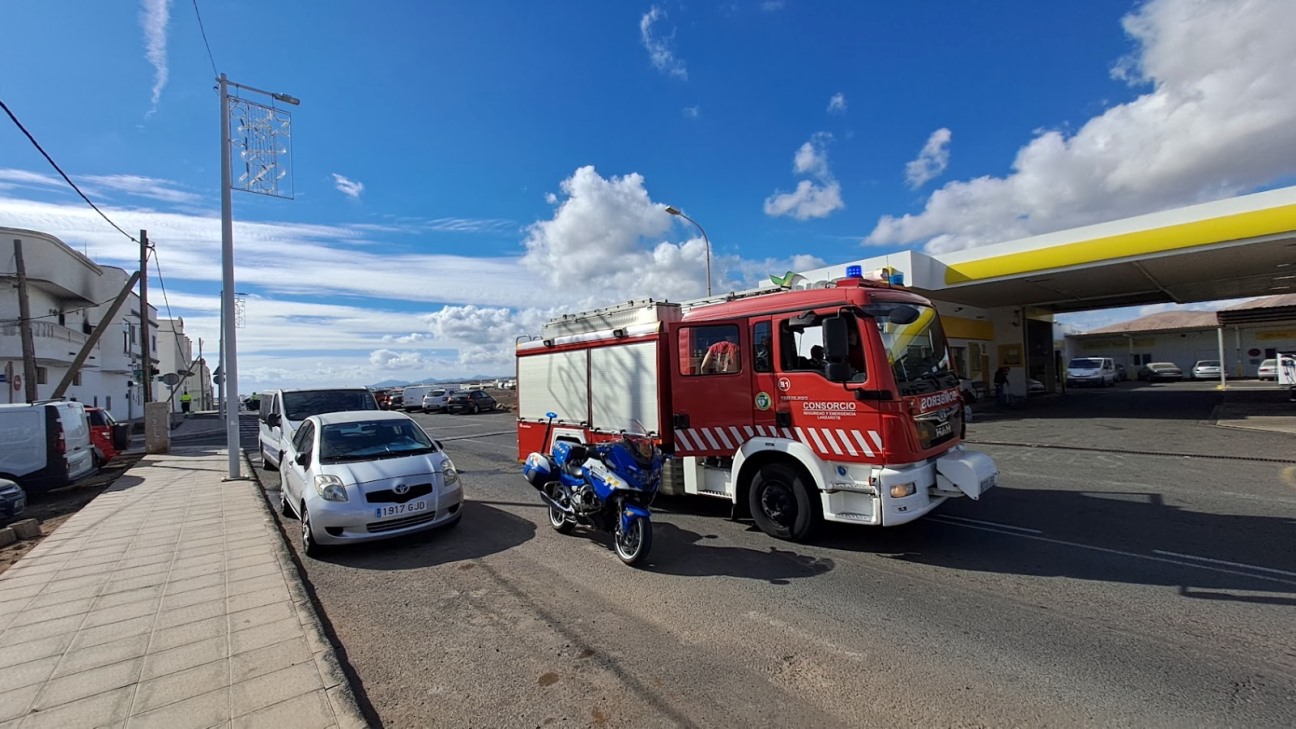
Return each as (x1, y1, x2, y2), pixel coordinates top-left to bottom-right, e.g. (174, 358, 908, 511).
(673, 425, 884, 460)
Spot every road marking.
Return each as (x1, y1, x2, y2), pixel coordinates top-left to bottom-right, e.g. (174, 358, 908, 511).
(1151, 550, 1296, 579)
(927, 519, 1296, 587)
(930, 514, 1041, 534)
(1282, 466, 1296, 490)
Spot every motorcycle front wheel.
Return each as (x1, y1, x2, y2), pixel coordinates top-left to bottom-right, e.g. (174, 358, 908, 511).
(614, 515, 652, 566)
(547, 487, 575, 534)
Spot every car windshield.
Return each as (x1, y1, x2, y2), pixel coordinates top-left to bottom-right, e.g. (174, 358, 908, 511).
(1197, 360, 1220, 367)
(319, 419, 436, 462)
(1150, 363, 1176, 370)
(861, 303, 956, 395)
(1069, 358, 1103, 368)
(87, 410, 108, 427)
(282, 390, 377, 422)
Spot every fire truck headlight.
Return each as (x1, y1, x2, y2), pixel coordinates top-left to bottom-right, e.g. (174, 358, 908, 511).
(890, 482, 917, 498)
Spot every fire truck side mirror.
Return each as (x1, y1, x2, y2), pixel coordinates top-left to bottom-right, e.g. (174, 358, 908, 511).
(822, 316, 852, 383)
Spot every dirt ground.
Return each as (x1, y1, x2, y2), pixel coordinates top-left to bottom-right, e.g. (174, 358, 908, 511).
(0, 453, 144, 576)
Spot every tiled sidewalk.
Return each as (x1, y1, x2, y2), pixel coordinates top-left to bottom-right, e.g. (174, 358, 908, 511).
(0, 447, 366, 729)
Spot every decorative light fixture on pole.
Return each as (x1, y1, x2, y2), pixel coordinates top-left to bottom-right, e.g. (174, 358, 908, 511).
(219, 73, 299, 479)
(664, 205, 712, 296)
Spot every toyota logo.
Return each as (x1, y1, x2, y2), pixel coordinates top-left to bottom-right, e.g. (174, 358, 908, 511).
(393, 483, 410, 495)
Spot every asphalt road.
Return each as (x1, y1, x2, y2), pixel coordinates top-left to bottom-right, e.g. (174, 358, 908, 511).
(243, 385, 1296, 728)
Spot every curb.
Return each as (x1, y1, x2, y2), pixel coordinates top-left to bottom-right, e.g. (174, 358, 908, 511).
(240, 451, 371, 729)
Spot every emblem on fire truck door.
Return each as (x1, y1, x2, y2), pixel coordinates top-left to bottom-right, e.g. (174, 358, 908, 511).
(755, 392, 772, 410)
(777, 377, 791, 392)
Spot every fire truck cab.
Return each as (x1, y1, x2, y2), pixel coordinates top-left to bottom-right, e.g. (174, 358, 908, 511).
(517, 273, 998, 541)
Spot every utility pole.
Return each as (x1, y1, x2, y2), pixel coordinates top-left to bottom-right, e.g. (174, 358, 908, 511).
(13, 239, 39, 404)
(139, 229, 152, 404)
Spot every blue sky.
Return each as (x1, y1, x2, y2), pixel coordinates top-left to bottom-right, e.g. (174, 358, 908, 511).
(3, 0, 1295, 388)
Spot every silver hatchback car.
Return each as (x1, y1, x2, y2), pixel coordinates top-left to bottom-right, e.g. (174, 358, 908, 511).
(278, 411, 463, 556)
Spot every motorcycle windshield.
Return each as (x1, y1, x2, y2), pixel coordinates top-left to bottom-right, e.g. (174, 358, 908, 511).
(608, 420, 662, 490)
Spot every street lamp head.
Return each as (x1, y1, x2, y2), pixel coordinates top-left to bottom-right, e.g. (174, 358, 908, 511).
(272, 93, 301, 106)
(664, 205, 682, 216)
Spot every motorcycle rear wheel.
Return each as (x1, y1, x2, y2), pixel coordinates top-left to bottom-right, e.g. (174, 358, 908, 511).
(548, 487, 575, 534)
(614, 516, 652, 566)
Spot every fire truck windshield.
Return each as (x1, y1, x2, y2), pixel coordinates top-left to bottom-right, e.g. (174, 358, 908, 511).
(861, 303, 958, 395)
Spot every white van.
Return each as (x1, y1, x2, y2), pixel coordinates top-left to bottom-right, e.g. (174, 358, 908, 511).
(258, 388, 379, 470)
(1066, 357, 1117, 387)
(0, 401, 96, 494)
(400, 384, 436, 412)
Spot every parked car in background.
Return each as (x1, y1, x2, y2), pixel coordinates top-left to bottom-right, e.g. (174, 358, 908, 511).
(1114, 363, 1128, 382)
(0, 401, 96, 494)
(1, 478, 26, 522)
(1137, 362, 1184, 381)
(1257, 358, 1278, 380)
(422, 388, 457, 412)
(85, 407, 131, 465)
(1191, 360, 1224, 380)
(372, 389, 392, 409)
(446, 390, 497, 414)
(1067, 357, 1117, 387)
(397, 385, 433, 412)
(1027, 378, 1046, 395)
(258, 388, 380, 471)
(277, 411, 463, 556)
(387, 391, 404, 410)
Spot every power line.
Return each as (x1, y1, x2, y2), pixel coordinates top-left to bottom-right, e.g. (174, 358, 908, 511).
(0, 97, 139, 244)
(150, 246, 198, 373)
(191, 0, 219, 77)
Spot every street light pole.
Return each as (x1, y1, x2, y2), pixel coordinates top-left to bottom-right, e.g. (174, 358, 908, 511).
(665, 205, 712, 297)
(219, 74, 241, 479)
(218, 73, 299, 480)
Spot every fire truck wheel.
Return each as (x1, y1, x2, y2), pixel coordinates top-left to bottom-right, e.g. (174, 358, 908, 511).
(749, 462, 820, 542)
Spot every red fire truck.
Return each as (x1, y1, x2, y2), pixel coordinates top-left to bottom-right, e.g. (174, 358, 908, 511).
(516, 272, 998, 541)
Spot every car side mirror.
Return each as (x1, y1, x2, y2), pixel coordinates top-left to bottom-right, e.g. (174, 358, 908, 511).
(267, 413, 280, 427)
(295, 452, 310, 467)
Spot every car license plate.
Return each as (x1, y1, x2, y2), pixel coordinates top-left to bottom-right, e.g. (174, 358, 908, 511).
(935, 421, 953, 438)
(374, 500, 428, 519)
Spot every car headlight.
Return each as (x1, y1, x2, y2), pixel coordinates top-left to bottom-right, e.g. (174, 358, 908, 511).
(443, 461, 459, 487)
(313, 474, 349, 502)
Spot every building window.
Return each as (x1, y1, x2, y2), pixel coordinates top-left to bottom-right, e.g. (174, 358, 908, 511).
(36, 367, 47, 385)
(1132, 353, 1153, 366)
(106, 396, 111, 410)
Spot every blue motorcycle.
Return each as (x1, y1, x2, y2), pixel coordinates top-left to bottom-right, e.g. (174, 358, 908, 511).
(522, 413, 662, 566)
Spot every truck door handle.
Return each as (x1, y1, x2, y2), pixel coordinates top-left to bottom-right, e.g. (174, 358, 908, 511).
(775, 412, 791, 428)
(672, 414, 690, 429)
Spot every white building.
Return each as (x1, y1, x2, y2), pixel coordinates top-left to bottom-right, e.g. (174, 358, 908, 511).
(158, 318, 214, 412)
(0, 227, 196, 422)
(1066, 296, 1296, 377)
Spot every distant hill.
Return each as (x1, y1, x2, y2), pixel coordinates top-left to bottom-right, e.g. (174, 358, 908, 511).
(368, 375, 509, 389)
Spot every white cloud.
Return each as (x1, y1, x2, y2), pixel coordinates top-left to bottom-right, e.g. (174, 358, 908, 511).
(331, 173, 364, 200)
(83, 174, 204, 205)
(0, 165, 824, 388)
(368, 350, 429, 370)
(764, 133, 845, 220)
(761, 1, 786, 11)
(139, 0, 171, 116)
(904, 127, 952, 189)
(683, 106, 700, 119)
(868, 0, 1296, 253)
(827, 92, 847, 114)
(640, 6, 688, 80)
(523, 165, 720, 303)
